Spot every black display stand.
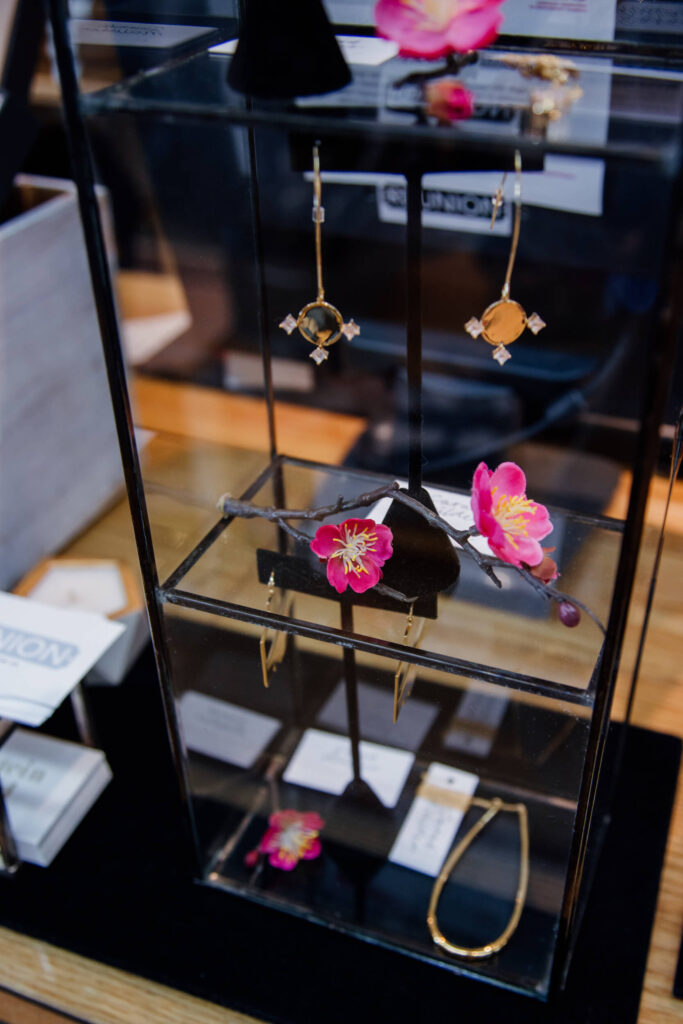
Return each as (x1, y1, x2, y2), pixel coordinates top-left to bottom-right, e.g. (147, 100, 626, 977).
(0, 647, 678, 1024)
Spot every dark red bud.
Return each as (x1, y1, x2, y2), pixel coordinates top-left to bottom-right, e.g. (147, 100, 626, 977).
(558, 601, 581, 627)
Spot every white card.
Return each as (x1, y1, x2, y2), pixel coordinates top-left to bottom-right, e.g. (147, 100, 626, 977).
(283, 728, 414, 808)
(209, 38, 238, 55)
(370, 481, 492, 556)
(389, 763, 479, 876)
(0, 592, 123, 727)
(178, 691, 280, 769)
(71, 19, 214, 49)
(337, 35, 398, 65)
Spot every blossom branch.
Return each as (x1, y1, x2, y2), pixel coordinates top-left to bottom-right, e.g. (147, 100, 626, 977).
(217, 484, 603, 629)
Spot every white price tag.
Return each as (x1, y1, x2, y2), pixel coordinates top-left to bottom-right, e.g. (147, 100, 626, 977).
(389, 762, 479, 876)
(178, 691, 280, 769)
(283, 728, 414, 808)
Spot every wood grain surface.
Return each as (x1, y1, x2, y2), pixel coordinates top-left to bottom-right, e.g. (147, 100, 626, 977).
(2, 379, 682, 1023)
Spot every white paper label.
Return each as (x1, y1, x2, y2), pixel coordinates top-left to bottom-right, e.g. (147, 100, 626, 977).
(337, 34, 398, 65)
(283, 728, 414, 808)
(71, 19, 214, 49)
(370, 481, 492, 556)
(0, 593, 123, 727)
(178, 691, 280, 769)
(389, 762, 479, 876)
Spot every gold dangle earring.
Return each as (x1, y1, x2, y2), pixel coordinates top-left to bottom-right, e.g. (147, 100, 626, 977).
(393, 603, 426, 723)
(465, 150, 546, 366)
(259, 572, 291, 688)
(279, 143, 360, 365)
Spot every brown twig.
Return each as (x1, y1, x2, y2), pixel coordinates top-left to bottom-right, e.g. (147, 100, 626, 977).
(217, 486, 605, 631)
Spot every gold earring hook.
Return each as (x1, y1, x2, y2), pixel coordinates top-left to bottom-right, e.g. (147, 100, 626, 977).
(312, 143, 325, 302)
(502, 149, 522, 300)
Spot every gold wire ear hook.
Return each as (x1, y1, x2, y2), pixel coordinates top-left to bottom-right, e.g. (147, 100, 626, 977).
(502, 149, 522, 300)
(427, 797, 529, 959)
(259, 572, 290, 688)
(490, 171, 507, 229)
(312, 143, 325, 302)
(393, 604, 425, 723)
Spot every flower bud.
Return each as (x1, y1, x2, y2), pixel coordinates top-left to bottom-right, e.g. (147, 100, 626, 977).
(558, 601, 580, 627)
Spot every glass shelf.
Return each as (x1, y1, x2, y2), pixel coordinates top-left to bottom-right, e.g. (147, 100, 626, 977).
(153, 453, 620, 706)
(81, 44, 683, 170)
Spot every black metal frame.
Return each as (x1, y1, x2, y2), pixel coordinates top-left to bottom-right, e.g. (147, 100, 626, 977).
(46, 0, 682, 1001)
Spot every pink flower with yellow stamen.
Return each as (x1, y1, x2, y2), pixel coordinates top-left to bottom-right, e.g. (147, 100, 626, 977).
(246, 810, 324, 871)
(471, 462, 553, 568)
(375, 0, 505, 58)
(310, 518, 393, 594)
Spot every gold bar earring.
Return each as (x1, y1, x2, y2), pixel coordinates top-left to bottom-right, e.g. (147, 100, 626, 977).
(259, 572, 291, 688)
(465, 150, 546, 366)
(427, 795, 529, 959)
(393, 603, 425, 723)
(279, 143, 360, 365)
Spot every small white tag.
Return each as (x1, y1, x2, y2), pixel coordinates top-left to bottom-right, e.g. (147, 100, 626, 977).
(370, 481, 492, 556)
(337, 35, 399, 65)
(283, 728, 414, 808)
(178, 691, 280, 769)
(389, 762, 479, 876)
(0, 593, 123, 727)
(209, 38, 238, 55)
(71, 20, 214, 49)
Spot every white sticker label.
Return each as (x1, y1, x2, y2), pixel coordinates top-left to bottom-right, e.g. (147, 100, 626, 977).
(0, 593, 123, 727)
(71, 20, 214, 49)
(389, 762, 479, 876)
(283, 728, 414, 808)
(178, 691, 280, 769)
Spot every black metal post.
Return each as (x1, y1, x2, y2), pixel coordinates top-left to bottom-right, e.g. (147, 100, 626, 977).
(45, 0, 199, 867)
(340, 597, 362, 782)
(406, 168, 423, 497)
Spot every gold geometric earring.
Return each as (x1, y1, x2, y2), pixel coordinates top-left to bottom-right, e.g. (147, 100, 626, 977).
(259, 572, 291, 688)
(465, 150, 546, 366)
(393, 603, 425, 723)
(279, 143, 360, 365)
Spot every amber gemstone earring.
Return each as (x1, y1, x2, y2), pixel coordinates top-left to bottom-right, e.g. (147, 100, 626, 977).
(279, 143, 359, 364)
(465, 150, 546, 366)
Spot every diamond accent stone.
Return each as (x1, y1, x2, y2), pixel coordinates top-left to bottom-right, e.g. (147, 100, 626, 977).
(465, 316, 484, 339)
(279, 314, 297, 335)
(527, 312, 546, 335)
(493, 344, 511, 365)
(310, 346, 329, 364)
(312, 204, 325, 223)
(342, 319, 360, 340)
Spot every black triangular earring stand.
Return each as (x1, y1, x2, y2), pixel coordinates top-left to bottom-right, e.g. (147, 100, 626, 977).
(228, 0, 351, 99)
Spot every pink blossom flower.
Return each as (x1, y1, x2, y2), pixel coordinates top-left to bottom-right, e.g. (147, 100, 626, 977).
(249, 810, 324, 871)
(375, 0, 505, 58)
(471, 462, 553, 568)
(425, 79, 475, 122)
(310, 518, 393, 594)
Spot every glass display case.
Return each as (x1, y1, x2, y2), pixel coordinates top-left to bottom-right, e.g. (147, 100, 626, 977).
(48, 0, 682, 1006)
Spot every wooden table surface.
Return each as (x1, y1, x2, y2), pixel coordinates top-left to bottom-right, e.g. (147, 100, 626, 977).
(2, 377, 682, 1024)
